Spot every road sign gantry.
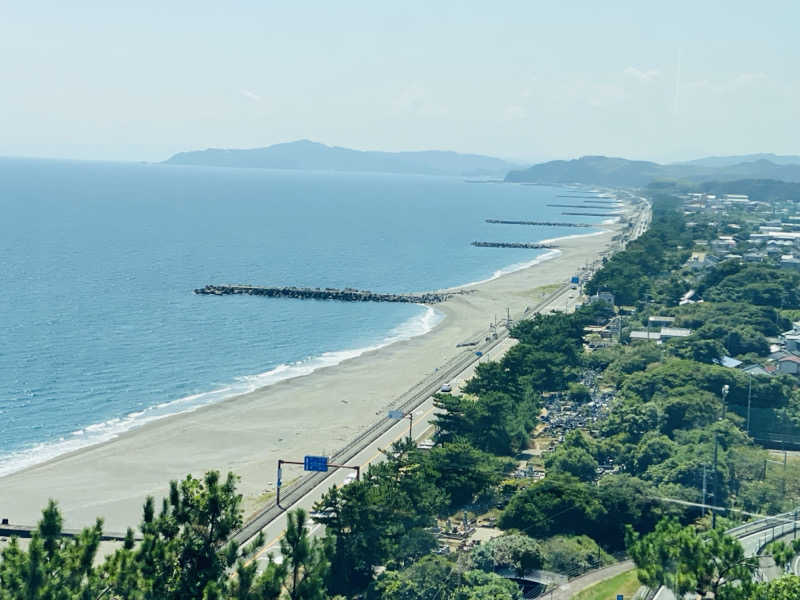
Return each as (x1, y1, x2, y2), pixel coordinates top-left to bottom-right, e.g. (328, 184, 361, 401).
(276, 456, 360, 506)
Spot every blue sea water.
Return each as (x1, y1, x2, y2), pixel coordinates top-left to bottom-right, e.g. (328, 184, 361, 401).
(0, 159, 606, 475)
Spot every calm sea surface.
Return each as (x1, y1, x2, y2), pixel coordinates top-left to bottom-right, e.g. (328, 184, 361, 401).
(0, 159, 605, 475)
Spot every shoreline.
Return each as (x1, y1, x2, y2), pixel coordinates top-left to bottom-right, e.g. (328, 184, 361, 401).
(0, 228, 602, 480)
(0, 220, 624, 530)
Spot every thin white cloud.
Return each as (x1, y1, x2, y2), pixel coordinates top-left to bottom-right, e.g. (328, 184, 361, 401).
(624, 66, 661, 83)
(240, 89, 262, 102)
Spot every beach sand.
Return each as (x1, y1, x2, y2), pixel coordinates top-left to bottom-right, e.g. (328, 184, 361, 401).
(0, 218, 627, 532)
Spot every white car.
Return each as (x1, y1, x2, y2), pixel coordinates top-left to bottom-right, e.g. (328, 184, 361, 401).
(440, 383, 452, 393)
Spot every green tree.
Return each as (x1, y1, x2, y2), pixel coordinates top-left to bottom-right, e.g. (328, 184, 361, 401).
(628, 518, 757, 598)
(498, 475, 606, 540)
(468, 534, 543, 576)
(567, 382, 592, 404)
(425, 440, 508, 508)
(280, 509, 329, 600)
(0, 501, 104, 600)
(539, 535, 613, 575)
(750, 574, 800, 599)
(369, 555, 520, 600)
(545, 446, 598, 482)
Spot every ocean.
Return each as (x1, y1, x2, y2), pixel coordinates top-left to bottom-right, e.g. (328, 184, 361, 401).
(0, 158, 607, 476)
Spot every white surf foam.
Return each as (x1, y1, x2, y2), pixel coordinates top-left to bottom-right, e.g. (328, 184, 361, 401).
(0, 306, 445, 478)
(457, 249, 563, 289)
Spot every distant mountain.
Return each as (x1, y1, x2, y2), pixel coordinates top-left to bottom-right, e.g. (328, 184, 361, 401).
(164, 140, 520, 177)
(679, 153, 800, 168)
(505, 155, 800, 186)
(696, 179, 800, 203)
(504, 156, 671, 187)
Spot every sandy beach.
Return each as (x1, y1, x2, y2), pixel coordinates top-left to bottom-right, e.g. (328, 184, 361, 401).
(0, 214, 627, 532)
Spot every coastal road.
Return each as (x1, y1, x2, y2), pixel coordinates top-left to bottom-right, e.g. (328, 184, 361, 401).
(232, 197, 651, 565)
(231, 281, 579, 561)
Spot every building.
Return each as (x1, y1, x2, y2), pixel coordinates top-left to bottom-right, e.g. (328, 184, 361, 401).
(630, 331, 661, 342)
(589, 291, 615, 307)
(719, 356, 743, 369)
(660, 327, 692, 340)
(648, 316, 676, 328)
(780, 255, 800, 270)
(741, 364, 771, 377)
(629, 327, 692, 343)
(776, 354, 800, 375)
(743, 252, 766, 263)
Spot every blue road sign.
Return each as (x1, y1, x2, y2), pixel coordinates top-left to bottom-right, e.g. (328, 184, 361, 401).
(616, 595, 623, 600)
(387, 410, 404, 419)
(571, 275, 580, 284)
(304, 455, 329, 472)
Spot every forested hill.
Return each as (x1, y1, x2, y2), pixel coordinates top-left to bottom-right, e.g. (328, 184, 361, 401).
(164, 140, 519, 177)
(652, 178, 800, 203)
(505, 155, 800, 186)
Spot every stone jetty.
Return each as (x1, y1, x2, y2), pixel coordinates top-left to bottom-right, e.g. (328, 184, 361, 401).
(486, 219, 592, 228)
(194, 284, 451, 304)
(547, 204, 622, 209)
(471, 241, 558, 249)
(557, 195, 616, 200)
(562, 212, 620, 217)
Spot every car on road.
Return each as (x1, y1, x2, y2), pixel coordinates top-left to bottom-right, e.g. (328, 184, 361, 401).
(440, 383, 452, 393)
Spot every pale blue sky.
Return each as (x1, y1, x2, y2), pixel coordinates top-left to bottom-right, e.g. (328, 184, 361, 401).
(1, 1, 797, 163)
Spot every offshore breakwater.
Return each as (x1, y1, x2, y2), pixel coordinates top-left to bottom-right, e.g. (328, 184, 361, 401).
(485, 219, 592, 228)
(471, 241, 558, 249)
(562, 212, 620, 217)
(194, 284, 453, 304)
(547, 203, 622, 209)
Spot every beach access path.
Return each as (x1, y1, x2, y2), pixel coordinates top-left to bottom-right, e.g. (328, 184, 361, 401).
(0, 204, 640, 533)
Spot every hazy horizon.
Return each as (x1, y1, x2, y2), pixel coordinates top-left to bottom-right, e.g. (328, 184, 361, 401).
(3, 1, 798, 164)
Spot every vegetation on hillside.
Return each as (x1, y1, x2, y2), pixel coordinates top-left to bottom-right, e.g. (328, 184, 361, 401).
(6, 191, 800, 598)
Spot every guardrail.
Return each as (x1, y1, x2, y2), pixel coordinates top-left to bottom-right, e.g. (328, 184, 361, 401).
(230, 284, 573, 546)
(647, 510, 800, 599)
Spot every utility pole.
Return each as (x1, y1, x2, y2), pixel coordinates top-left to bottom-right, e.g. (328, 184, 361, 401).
(783, 443, 788, 501)
(712, 435, 719, 529)
(747, 373, 752, 436)
(702, 464, 708, 518)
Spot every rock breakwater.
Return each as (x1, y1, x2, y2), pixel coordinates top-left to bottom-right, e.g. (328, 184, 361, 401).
(194, 285, 451, 304)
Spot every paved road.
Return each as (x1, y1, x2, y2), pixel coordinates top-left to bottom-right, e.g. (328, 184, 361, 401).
(544, 560, 634, 600)
(652, 512, 800, 600)
(235, 197, 653, 568)
(235, 283, 580, 567)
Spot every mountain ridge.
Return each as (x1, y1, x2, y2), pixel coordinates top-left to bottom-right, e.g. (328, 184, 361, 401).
(164, 140, 521, 177)
(505, 155, 800, 186)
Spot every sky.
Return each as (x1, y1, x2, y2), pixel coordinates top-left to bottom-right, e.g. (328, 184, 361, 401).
(1, 1, 798, 164)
